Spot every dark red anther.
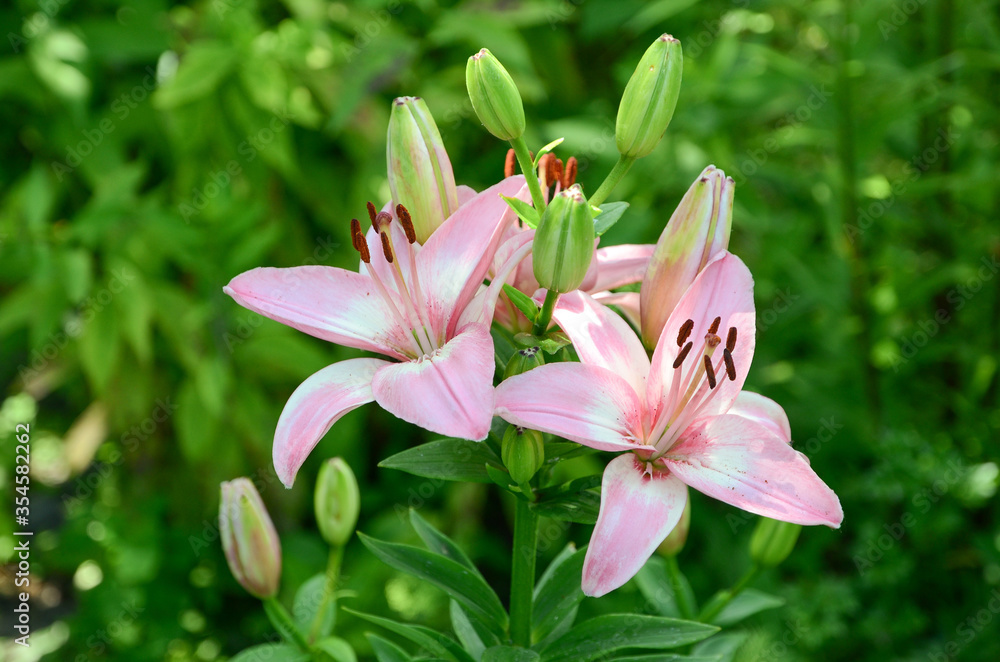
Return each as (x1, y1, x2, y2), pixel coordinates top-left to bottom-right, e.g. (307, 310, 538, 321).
(708, 316, 721, 335)
(726, 327, 737, 352)
(366, 201, 377, 224)
(553, 158, 564, 187)
(704, 355, 717, 389)
(350, 218, 362, 250)
(396, 204, 416, 244)
(673, 341, 693, 369)
(723, 348, 736, 381)
(677, 319, 694, 347)
(505, 149, 516, 178)
(537, 153, 554, 187)
(562, 156, 578, 188)
(379, 232, 394, 263)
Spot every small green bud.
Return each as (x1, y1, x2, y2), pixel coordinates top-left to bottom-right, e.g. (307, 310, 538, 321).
(219, 478, 282, 599)
(501, 426, 545, 485)
(314, 458, 361, 547)
(532, 185, 595, 293)
(466, 48, 526, 141)
(503, 346, 545, 380)
(387, 96, 460, 243)
(657, 497, 691, 557)
(615, 34, 683, 159)
(749, 517, 802, 567)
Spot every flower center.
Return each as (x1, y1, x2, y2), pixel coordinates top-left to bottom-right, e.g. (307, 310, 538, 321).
(350, 203, 439, 358)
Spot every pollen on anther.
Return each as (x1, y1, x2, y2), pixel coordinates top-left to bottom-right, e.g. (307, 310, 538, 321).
(708, 316, 722, 335)
(357, 233, 371, 263)
(723, 348, 736, 381)
(380, 232, 394, 263)
(553, 158, 564, 186)
(366, 201, 377, 224)
(677, 319, 694, 346)
(673, 341, 693, 369)
(704, 355, 717, 389)
(396, 204, 417, 244)
(726, 327, 737, 352)
(538, 153, 554, 187)
(504, 149, 516, 178)
(562, 156, 578, 188)
(350, 218, 362, 250)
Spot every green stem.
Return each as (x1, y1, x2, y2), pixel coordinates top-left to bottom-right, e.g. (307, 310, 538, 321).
(665, 555, 695, 620)
(510, 497, 539, 646)
(697, 564, 759, 623)
(308, 545, 344, 643)
(588, 155, 636, 208)
(532, 290, 559, 335)
(510, 136, 547, 214)
(264, 597, 311, 653)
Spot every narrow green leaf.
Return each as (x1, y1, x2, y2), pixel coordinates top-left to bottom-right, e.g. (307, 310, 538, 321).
(483, 645, 541, 662)
(346, 610, 472, 662)
(292, 573, 335, 637)
(531, 476, 602, 524)
(611, 656, 721, 662)
(314, 637, 357, 662)
(501, 195, 541, 228)
(450, 600, 503, 660)
(366, 633, 413, 662)
(593, 202, 629, 235)
(379, 438, 503, 483)
(691, 632, 749, 662)
(711, 588, 785, 627)
(532, 137, 566, 167)
(634, 556, 698, 620)
(532, 545, 587, 643)
(358, 534, 508, 633)
(503, 285, 540, 319)
(229, 644, 309, 662)
(512, 332, 571, 355)
(539, 615, 718, 662)
(409, 509, 480, 576)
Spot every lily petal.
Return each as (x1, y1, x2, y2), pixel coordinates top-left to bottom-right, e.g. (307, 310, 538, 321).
(418, 176, 527, 339)
(457, 185, 478, 206)
(457, 231, 534, 329)
(583, 244, 655, 293)
(359, 203, 418, 292)
(495, 363, 645, 453)
(648, 252, 756, 424)
(593, 291, 641, 331)
(273, 358, 387, 487)
(663, 415, 843, 527)
(224, 267, 409, 359)
(372, 324, 496, 441)
(552, 291, 650, 400)
(728, 391, 792, 442)
(583, 454, 688, 597)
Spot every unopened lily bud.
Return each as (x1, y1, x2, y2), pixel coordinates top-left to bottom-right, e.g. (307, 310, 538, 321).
(387, 96, 460, 243)
(220, 478, 282, 599)
(532, 185, 595, 293)
(501, 426, 545, 485)
(639, 166, 733, 348)
(503, 346, 545, 380)
(749, 517, 802, 567)
(657, 496, 691, 557)
(616, 34, 683, 159)
(314, 458, 361, 547)
(466, 48, 525, 141)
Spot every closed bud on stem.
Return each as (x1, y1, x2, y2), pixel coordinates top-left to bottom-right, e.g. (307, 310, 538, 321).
(640, 165, 733, 348)
(615, 34, 683, 159)
(387, 96, 460, 243)
(504, 346, 545, 380)
(749, 517, 802, 567)
(501, 426, 545, 485)
(466, 48, 526, 141)
(314, 458, 361, 548)
(532, 185, 595, 293)
(657, 496, 691, 557)
(219, 478, 282, 599)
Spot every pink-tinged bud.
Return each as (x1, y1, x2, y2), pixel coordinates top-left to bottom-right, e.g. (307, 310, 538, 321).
(314, 458, 360, 547)
(639, 165, 733, 348)
(656, 495, 691, 557)
(220, 478, 282, 599)
(387, 96, 460, 243)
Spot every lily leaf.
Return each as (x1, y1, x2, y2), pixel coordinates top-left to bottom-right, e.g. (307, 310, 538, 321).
(538, 615, 719, 662)
(345, 609, 473, 662)
(379, 438, 503, 483)
(711, 589, 785, 627)
(593, 202, 629, 235)
(483, 646, 542, 662)
(513, 332, 572, 355)
(532, 544, 587, 643)
(366, 634, 413, 662)
(502, 195, 540, 228)
(531, 475, 602, 524)
(503, 285, 540, 319)
(532, 137, 566, 168)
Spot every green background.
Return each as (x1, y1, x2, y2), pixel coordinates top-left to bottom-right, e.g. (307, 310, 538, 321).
(1, 0, 998, 660)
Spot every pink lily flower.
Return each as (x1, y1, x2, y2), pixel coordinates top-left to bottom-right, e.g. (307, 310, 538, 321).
(225, 176, 533, 487)
(495, 252, 842, 596)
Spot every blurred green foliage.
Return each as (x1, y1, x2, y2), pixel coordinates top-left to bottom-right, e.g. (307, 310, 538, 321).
(0, 0, 998, 660)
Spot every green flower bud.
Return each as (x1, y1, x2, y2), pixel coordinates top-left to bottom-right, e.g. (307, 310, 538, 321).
(615, 34, 683, 159)
(532, 185, 595, 293)
(749, 517, 802, 567)
(314, 458, 361, 548)
(501, 426, 545, 485)
(503, 346, 545, 380)
(387, 96, 460, 243)
(466, 48, 525, 141)
(220, 478, 282, 599)
(657, 496, 691, 557)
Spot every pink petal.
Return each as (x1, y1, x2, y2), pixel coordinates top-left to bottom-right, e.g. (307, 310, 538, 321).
(273, 358, 387, 487)
(663, 415, 843, 527)
(359, 203, 419, 293)
(584, 244, 655, 293)
(418, 176, 527, 339)
(728, 391, 791, 442)
(593, 291, 641, 331)
(582, 454, 688, 597)
(495, 363, 645, 453)
(647, 252, 756, 425)
(456, 185, 478, 206)
(224, 267, 410, 359)
(371, 324, 496, 441)
(552, 291, 650, 400)
(457, 231, 534, 329)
